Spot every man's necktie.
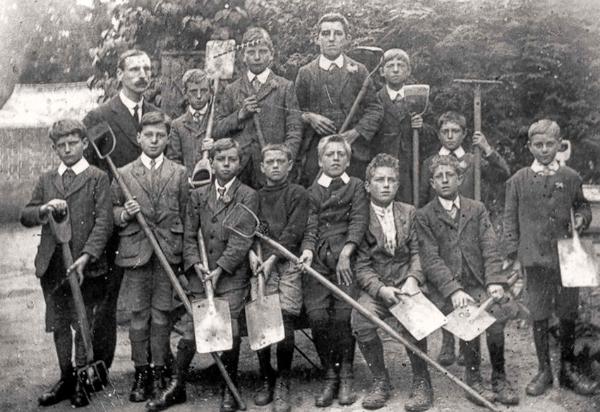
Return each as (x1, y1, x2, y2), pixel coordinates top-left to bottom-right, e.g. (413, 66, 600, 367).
(62, 168, 75, 192)
(217, 187, 227, 204)
(329, 177, 344, 193)
(448, 204, 458, 220)
(251, 77, 261, 92)
(133, 104, 140, 127)
(150, 159, 157, 192)
(193, 112, 202, 123)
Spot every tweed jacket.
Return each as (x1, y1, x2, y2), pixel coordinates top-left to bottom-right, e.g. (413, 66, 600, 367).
(83, 95, 159, 174)
(166, 110, 209, 177)
(419, 149, 510, 207)
(355, 201, 424, 299)
(503, 166, 591, 269)
(183, 178, 258, 294)
(112, 157, 188, 268)
(20, 165, 113, 278)
(215, 71, 303, 160)
(295, 55, 383, 163)
(416, 196, 505, 299)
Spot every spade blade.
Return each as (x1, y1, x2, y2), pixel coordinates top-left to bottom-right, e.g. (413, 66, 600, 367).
(245, 294, 285, 351)
(389, 292, 447, 341)
(443, 303, 496, 342)
(193, 297, 233, 354)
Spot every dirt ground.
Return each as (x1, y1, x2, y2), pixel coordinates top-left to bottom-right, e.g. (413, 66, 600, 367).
(2, 223, 600, 412)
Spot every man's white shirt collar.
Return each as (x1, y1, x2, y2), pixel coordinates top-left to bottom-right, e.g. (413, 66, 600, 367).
(386, 85, 405, 101)
(189, 104, 208, 116)
(438, 195, 460, 211)
(215, 177, 236, 198)
(247, 68, 271, 85)
(58, 158, 89, 176)
(119, 90, 143, 116)
(439, 146, 466, 159)
(319, 54, 344, 70)
(531, 159, 559, 173)
(140, 153, 164, 170)
(317, 172, 350, 188)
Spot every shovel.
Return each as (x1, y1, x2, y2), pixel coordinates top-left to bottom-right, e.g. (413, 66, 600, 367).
(245, 243, 285, 351)
(192, 228, 233, 353)
(47, 208, 109, 397)
(223, 203, 501, 412)
(558, 209, 599, 287)
(190, 39, 236, 188)
(389, 291, 446, 341)
(403, 84, 430, 206)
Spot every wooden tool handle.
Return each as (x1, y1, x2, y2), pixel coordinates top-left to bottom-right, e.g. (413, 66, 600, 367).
(253, 114, 267, 148)
(473, 85, 482, 201)
(256, 242, 265, 299)
(197, 227, 216, 301)
(340, 81, 368, 133)
(412, 128, 420, 206)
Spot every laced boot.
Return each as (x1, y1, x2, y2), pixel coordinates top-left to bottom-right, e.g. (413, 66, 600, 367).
(38, 369, 75, 406)
(405, 345, 433, 412)
(558, 319, 599, 396)
(272, 371, 291, 412)
(526, 320, 553, 396)
(315, 368, 338, 407)
(70, 377, 89, 408)
(130, 365, 152, 402)
(151, 365, 167, 399)
(362, 375, 391, 410)
(492, 373, 519, 406)
(338, 362, 357, 406)
(358, 337, 389, 410)
(255, 349, 276, 406)
(437, 330, 456, 366)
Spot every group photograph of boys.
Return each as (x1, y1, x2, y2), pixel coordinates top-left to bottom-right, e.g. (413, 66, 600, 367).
(3, 1, 600, 412)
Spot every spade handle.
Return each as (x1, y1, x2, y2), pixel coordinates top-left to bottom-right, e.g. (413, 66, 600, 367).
(412, 128, 420, 206)
(473, 85, 482, 201)
(256, 242, 266, 299)
(197, 228, 216, 302)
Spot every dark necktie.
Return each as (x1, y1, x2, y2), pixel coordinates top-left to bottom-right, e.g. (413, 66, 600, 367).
(251, 77, 261, 92)
(193, 111, 202, 123)
(329, 177, 344, 193)
(150, 159, 157, 192)
(448, 204, 459, 220)
(133, 104, 140, 128)
(62, 168, 75, 191)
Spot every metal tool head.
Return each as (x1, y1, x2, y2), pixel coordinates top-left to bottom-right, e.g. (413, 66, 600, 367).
(388, 292, 447, 341)
(453, 78, 503, 86)
(403, 84, 430, 116)
(190, 157, 212, 188)
(223, 203, 262, 239)
(205, 39, 236, 80)
(246, 293, 285, 351)
(558, 211, 599, 287)
(192, 296, 233, 353)
(443, 302, 497, 341)
(348, 46, 385, 75)
(86, 121, 117, 160)
(47, 207, 71, 243)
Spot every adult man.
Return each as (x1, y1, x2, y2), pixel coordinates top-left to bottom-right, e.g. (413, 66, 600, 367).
(83, 49, 159, 371)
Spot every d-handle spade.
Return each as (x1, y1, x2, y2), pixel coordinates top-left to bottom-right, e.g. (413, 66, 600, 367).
(403, 84, 430, 206)
(558, 208, 599, 287)
(190, 77, 219, 188)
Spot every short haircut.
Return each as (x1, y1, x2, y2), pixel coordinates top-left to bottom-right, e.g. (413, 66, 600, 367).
(365, 153, 401, 182)
(117, 49, 149, 71)
(317, 12, 350, 35)
(429, 154, 462, 176)
(209, 138, 240, 160)
(437, 111, 467, 131)
(528, 119, 561, 141)
(242, 27, 274, 52)
(48, 118, 87, 143)
(138, 111, 171, 135)
(383, 48, 410, 68)
(181, 69, 209, 91)
(261, 143, 292, 161)
(317, 134, 352, 160)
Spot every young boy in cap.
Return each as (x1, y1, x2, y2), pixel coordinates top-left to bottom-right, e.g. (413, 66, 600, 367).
(172, 138, 257, 412)
(417, 155, 519, 406)
(419, 111, 510, 365)
(372, 49, 424, 203)
(351, 153, 432, 411)
(295, 12, 383, 185)
(248, 144, 309, 412)
(300, 134, 368, 407)
(166, 68, 214, 178)
(503, 119, 596, 397)
(111, 112, 189, 403)
(21, 119, 113, 408)
(215, 27, 302, 189)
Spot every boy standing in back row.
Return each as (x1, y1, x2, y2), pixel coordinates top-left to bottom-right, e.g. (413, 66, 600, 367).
(503, 119, 597, 397)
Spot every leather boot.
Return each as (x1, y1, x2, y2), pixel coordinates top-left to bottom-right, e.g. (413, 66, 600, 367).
(151, 365, 167, 399)
(255, 349, 276, 406)
(70, 378, 89, 408)
(559, 362, 599, 396)
(338, 362, 357, 405)
(464, 339, 495, 406)
(526, 320, 553, 396)
(457, 339, 465, 366)
(492, 373, 519, 406)
(146, 377, 187, 411)
(437, 330, 456, 366)
(130, 365, 152, 402)
(315, 368, 338, 407)
(358, 337, 390, 410)
(272, 371, 292, 412)
(38, 370, 75, 406)
(405, 343, 433, 412)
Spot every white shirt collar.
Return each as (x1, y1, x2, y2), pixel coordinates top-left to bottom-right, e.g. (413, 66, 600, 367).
(58, 158, 89, 176)
(317, 172, 350, 188)
(247, 68, 271, 85)
(119, 90, 143, 114)
(438, 195, 460, 211)
(371, 201, 394, 216)
(319, 54, 344, 71)
(215, 177, 236, 197)
(531, 159, 559, 173)
(439, 146, 466, 159)
(386, 85, 405, 101)
(140, 153, 164, 170)
(189, 104, 208, 116)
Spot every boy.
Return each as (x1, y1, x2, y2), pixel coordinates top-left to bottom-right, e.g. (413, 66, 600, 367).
(152, 138, 257, 412)
(215, 27, 302, 188)
(351, 153, 432, 411)
(503, 119, 596, 397)
(417, 155, 519, 406)
(248, 144, 308, 412)
(21, 119, 112, 408)
(419, 111, 510, 366)
(300, 134, 368, 407)
(166, 68, 214, 178)
(295, 13, 383, 185)
(372, 49, 424, 203)
(112, 112, 188, 403)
